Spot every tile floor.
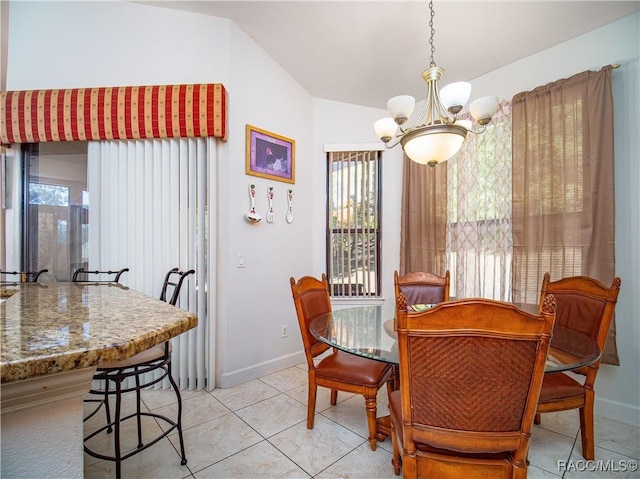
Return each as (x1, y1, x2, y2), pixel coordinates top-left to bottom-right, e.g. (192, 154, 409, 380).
(83, 364, 640, 479)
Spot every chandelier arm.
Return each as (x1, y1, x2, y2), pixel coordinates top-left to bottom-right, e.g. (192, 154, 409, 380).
(462, 124, 488, 135)
(427, 76, 442, 126)
(383, 136, 403, 149)
(431, 87, 457, 125)
(411, 99, 429, 128)
(421, 66, 456, 127)
(425, 83, 436, 126)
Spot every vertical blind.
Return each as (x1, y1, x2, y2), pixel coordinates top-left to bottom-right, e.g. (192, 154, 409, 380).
(327, 150, 380, 296)
(87, 137, 211, 390)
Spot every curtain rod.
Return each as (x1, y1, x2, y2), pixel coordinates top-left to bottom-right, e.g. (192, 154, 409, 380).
(612, 64, 621, 69)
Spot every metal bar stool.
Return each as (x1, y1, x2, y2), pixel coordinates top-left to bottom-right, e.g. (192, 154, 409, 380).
(82, 267, 195, 479)
(0, 269, 49, 284)
(77, 268, 130, 425)
(72, 267, 129, 283)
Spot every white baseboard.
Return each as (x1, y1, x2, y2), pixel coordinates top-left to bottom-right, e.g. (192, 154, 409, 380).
(218, 351, 306, 389)
(595, 396, 640, 427)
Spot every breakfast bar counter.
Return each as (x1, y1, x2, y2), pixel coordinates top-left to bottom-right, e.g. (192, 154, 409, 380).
(1, 282, 198, 478)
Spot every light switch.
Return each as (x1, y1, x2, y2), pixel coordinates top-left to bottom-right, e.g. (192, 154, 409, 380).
(237, 254, 246, 268)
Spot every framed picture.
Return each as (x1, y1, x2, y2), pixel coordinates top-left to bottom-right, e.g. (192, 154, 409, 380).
(246, 125, 295, 184)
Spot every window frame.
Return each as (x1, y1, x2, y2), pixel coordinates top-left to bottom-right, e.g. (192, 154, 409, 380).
(325, 149, 382, 298)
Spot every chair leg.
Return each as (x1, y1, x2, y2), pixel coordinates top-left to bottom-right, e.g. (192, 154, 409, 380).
(307, 382, 317, 429)
(135, 369, 143, 449)
(84, 363, 189, 475)
(534, 412, 541, 425)
(580, 392, 595, 460)
(166, 364, 188, 466)
(364, 394, 378, 451)
(389, 365, 400, 391)
(113, 379, 123, 479)
(390, 419, 402, 475)
(403, 454, 417, 479)
(104, 378, 113, 433)
(513, 462, 529, 479)
(330, 389, 338, 405)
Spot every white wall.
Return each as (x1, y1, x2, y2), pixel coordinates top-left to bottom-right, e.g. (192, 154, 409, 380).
(6, 1, 230, 88)
(312, 99, 403, 321)
(216, 21, 314, 385)
(6, 2, 639, 425)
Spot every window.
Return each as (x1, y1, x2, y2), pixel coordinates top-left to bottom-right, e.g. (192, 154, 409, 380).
(28, 182, 70, 206)
(511, 67, 615, 309)
(326, 150, 381, 297)
(446, 104, 513, 301)
(20, 143, 89, 281)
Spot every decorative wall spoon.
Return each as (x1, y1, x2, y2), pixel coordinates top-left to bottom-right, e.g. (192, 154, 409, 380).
(266, 187, 275, 223)
(286, 189, 294, 223)
(245, 184, 262, 224)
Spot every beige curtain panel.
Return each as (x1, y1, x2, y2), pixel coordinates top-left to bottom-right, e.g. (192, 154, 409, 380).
(399, 156, 447, 276)
(511, 65, 618, 365)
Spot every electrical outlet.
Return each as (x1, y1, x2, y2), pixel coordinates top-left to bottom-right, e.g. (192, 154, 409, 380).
(281, 325, 288, 338)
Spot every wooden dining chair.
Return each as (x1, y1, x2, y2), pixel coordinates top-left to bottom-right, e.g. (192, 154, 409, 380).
(535, 273, 621, 460)
(83, 267, 195, 479)
(393, 270, 450, 306)
(393, 270, 450, 335)
(389, 294, 556, 479)
(290, 274, 394, 451)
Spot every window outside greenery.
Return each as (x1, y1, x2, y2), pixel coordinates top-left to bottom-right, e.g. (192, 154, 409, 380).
(28, 182, 70, 207)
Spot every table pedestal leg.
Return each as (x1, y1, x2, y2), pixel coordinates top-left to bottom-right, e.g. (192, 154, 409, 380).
(375, 365, 399, 441)
(376, 415, 392, 441)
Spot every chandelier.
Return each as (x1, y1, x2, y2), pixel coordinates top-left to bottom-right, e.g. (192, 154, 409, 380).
(374, 0, 499, 167)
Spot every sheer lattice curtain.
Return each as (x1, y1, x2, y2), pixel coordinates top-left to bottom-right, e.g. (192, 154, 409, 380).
(446, 102, 513, 300)
(399, 102, 512, 303)
(512, 65, 618, 364)
(87, 138, 212, 389)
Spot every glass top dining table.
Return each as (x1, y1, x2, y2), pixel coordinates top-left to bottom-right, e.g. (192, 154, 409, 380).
(310, 304, 601, 373)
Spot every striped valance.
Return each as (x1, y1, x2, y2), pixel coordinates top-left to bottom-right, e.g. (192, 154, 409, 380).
(0, 83, 227, 144)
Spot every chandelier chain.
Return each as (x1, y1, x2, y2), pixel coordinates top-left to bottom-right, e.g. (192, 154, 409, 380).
(428, 0, 436, 67)
(373, 0, 498, 167)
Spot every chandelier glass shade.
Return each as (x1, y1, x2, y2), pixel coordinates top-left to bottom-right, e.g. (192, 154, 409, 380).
(374, 1, 499, 167)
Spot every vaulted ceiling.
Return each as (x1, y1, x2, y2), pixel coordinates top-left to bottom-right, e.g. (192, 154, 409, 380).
(139, 1, 639, 108)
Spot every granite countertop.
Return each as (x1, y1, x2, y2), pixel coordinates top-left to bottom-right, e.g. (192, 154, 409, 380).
(0, 282, 198, 383)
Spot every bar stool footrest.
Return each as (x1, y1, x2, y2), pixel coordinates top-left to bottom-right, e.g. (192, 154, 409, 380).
(83, 411, 184, 463)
